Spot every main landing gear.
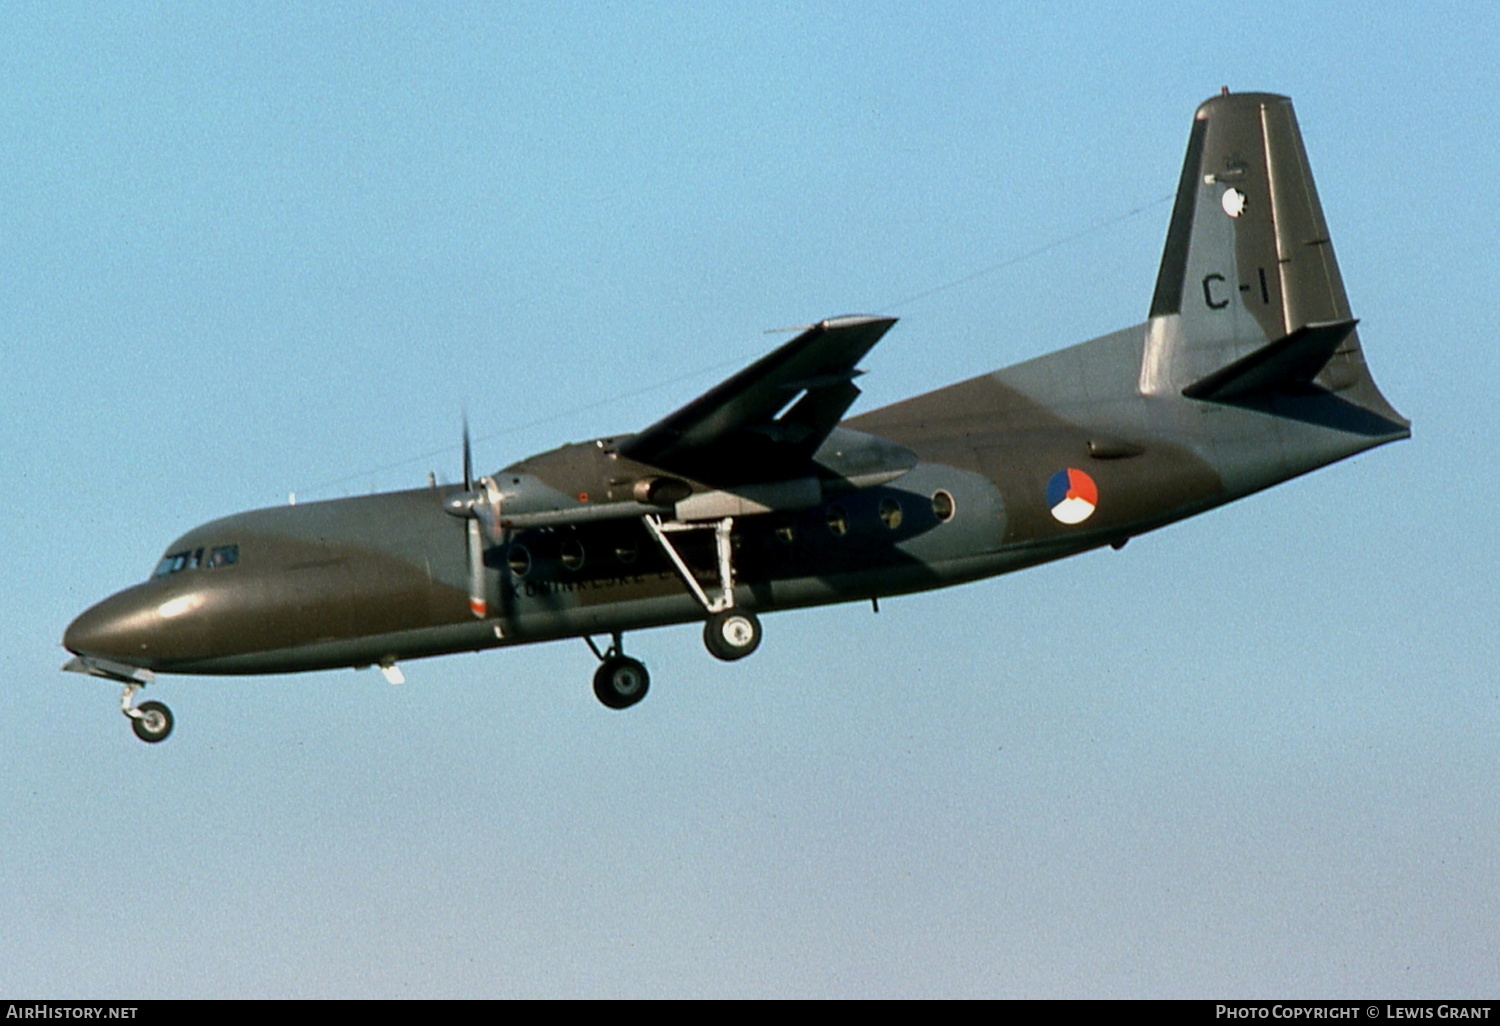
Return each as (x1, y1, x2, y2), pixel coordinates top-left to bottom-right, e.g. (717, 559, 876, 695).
(585, 632, 650, 710)
(703, 608, 761, 662)
(643, 512, 764, 663)
(581, 514, 767, 710)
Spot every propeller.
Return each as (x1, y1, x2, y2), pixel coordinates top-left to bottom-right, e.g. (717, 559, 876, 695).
(445, 416, 495, 619)
(464, 418, 488, 618)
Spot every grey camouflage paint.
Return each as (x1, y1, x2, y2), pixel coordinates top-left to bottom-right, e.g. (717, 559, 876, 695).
(65, 93, 1407, 686)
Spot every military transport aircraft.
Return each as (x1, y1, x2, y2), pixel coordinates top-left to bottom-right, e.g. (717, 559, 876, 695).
(64, 92, 1408, 742)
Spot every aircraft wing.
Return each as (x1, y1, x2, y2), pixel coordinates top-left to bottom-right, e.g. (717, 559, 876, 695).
(618, 314, 897, 486)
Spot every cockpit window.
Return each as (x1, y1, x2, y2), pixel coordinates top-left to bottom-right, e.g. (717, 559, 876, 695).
(152, 544, 239, 577)
(153, 551, 192, 577)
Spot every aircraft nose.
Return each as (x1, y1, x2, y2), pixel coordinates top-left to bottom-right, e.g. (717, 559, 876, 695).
(63, 588, 163, 664)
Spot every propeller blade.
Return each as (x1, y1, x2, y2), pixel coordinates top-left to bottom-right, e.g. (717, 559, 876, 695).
(460, 414, 488, 617)
(462, 414, 474, 493)
(467, 517, 487, 618)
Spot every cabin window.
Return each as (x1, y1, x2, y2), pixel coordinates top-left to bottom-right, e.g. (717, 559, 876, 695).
(878, 499, 903, 530)
(825, 505, 849, 536)
(932, 490, 955, 522)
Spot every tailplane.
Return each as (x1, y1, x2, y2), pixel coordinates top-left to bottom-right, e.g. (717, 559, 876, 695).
(1139, 92, 1407, 430)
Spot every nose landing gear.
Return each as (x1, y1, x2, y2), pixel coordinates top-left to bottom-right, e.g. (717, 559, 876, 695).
(62, 656, 175, 744)
(121, 682, 174, 743)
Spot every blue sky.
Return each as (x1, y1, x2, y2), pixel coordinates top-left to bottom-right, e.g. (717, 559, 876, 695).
(4, 1, 1497, 998)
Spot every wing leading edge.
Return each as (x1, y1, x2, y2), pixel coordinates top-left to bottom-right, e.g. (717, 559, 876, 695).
(618, 314, 897, 486)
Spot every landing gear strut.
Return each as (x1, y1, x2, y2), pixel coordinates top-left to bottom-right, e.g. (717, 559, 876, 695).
(585, 631, 650, 710)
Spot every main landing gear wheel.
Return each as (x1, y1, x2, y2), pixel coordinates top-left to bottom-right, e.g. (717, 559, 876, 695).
(130, 700, 174, 744)
(593, 656, 650, 710)
(703, 609, 762, 662)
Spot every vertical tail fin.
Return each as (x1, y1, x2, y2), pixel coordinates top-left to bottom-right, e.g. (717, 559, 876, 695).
(1139, 92, 1406, 429)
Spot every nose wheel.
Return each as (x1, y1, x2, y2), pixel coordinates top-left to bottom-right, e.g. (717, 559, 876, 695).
(130, 700, 174, 743)
(120, 682, 174, 743)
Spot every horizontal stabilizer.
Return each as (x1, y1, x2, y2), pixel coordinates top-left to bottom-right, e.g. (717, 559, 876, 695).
(1182, 318, 1358, 401)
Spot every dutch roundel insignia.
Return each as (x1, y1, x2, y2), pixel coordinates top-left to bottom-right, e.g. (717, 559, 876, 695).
(1046, 467, 1098, 525)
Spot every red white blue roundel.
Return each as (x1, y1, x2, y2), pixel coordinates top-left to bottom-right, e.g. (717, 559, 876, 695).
(1046, 467, 1098, 525)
